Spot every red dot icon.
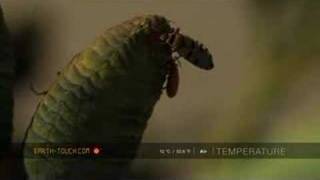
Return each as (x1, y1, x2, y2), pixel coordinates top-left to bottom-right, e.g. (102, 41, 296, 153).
(93, 147, 101, 155)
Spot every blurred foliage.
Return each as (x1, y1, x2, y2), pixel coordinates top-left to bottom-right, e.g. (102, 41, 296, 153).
(0, 3, 14, 160)
(13, 20, 44, 81)
(233, 0, 320, 140)
(191, 1, 320, 179)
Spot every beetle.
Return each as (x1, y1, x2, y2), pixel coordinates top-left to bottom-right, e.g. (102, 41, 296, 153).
(160, 28, 214, 70)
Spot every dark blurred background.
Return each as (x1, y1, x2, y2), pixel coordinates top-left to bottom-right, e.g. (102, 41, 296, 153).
(1, 0, 320, 179)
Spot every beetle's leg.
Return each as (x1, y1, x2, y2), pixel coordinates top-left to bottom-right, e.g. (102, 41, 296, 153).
(162, 56, 174, 90)
(174, 28, 180, 35)
(159, 33, 168, 41)
(29, 83, 48, 96)
(172, 52, 182, 67)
